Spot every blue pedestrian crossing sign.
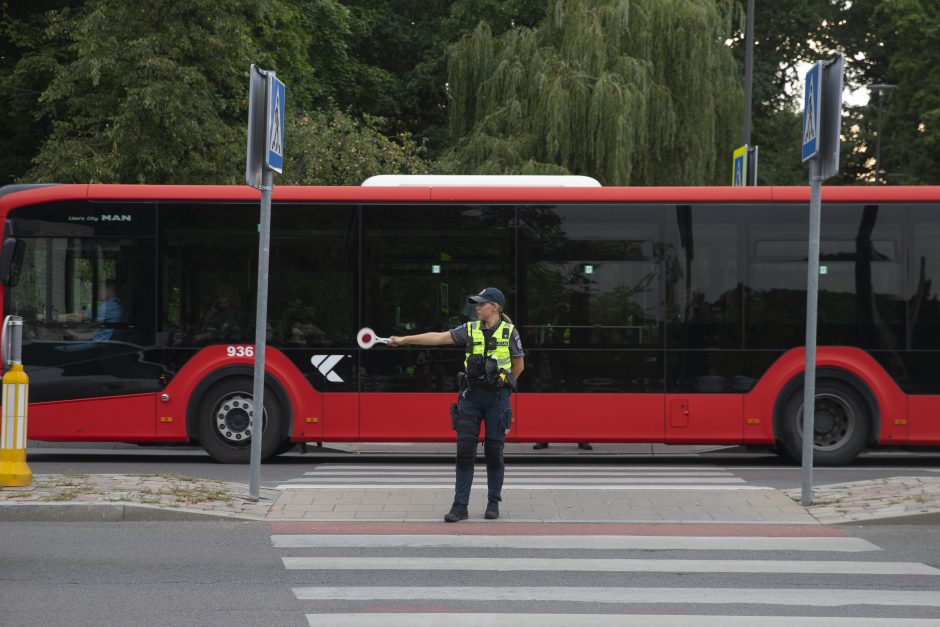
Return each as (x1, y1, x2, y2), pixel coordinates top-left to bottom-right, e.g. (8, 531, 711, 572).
(266, 74, 286, 173)
(802, 62, 821, 162)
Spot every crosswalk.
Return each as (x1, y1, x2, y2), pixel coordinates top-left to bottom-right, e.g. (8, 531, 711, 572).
(272, 527, 940, 625)
(276, 463, 768, 491)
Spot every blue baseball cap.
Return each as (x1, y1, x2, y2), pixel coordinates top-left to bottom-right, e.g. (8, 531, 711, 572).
(468, 287, 506, 308)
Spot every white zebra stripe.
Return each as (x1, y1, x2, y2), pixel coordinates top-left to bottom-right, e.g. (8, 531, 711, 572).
(285, 477, 746, 484)
(306, 615, 940, 627)
(293, 585, 940, 606)
(304, 470, 735, 477)
(276, 483, 769, 491)
(307, 465, 729, 471)
(283, 555, 939, 575)
(271, 534, 879, 552)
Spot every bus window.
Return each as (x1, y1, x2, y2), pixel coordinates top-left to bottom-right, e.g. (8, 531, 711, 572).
(520, 204, 664, 348)
(667, 204, 742, 351)
(269, 204, 356, 348)
(361, 204, 513, 392)
(159, 203, 256, 347)
(8, 236, 148, 345)
(746, 203, 904, 351)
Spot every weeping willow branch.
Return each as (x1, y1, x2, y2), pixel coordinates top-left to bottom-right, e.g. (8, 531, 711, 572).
(446, 0, 742, 185)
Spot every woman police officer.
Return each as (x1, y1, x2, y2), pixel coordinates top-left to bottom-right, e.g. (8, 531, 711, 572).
(388, 287, 524, 522)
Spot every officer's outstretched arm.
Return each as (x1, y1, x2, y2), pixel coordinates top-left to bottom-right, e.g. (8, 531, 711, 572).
(388, 331, 454, 347)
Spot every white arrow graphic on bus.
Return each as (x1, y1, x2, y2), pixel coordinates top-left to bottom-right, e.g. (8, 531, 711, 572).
(311, 355, 344, 383)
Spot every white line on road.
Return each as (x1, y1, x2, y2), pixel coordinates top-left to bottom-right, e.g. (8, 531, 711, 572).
(293, 586, 940, 606)
(305, 469, 735, 476)
(276, 483, 768, 490)
(286, 477, 747, 484)
(283, 556, 938, 575)
(276, 483, 769, 491)
(272, 534, 880, 552)
(306, 615, 940, 627)
(307, 465, 729, 471)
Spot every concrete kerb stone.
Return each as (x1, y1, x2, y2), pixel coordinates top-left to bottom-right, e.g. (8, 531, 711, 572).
(0, 502, 265, 522)
(0, 473, 277, 522)
(784, 476, 940, 525)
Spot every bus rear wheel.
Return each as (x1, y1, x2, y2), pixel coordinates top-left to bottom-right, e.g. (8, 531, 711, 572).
(196, 376, 284, 464)
(778, 379, 870, 466)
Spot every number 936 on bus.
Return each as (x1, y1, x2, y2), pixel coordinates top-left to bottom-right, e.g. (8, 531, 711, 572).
(226, 345, 255, 358)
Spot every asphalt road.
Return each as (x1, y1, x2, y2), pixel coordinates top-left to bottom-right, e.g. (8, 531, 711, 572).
(2, 520, 939, 626)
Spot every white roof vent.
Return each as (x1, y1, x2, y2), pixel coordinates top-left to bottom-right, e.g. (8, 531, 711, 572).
(361, 175, 601, 187)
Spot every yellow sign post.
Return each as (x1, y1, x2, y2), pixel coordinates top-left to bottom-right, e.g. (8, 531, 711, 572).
(732, 145, 748, 186)
(0, 316, 31, 486)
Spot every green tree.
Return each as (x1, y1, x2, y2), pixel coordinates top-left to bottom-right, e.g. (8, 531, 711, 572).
(0, 0, 75, 185)
(444, 0, 742, 185)
(866, 0, 940, 184)
(730, 0, 832, 185)
(22, 0, 313, 184)
(736, 0, 940, 186)
(281, 109, 429, 185)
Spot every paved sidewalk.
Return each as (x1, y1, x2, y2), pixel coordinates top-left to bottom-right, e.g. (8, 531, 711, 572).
(267, 486, 813, 523)
(5, 471, 940, 525)
(784, 476, 940, 524)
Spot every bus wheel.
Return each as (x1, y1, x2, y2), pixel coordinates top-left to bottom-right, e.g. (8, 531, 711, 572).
(196, 376, 284, 464)
(778, 380, 869, 466)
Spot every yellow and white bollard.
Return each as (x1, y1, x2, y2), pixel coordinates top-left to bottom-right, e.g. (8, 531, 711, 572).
(0, 315, 30, 487)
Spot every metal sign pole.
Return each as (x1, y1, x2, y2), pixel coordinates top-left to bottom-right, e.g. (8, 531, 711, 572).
(246, 65, 284, 502)
(801, 158, 822, 506)
(249, 169, 273, 501)
(799, 55, 841, 506)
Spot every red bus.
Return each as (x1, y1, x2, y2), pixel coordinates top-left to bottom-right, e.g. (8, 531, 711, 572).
(2, 181, 940, 465)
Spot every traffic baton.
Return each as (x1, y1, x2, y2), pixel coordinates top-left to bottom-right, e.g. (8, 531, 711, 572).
(357, 327, 389, 349)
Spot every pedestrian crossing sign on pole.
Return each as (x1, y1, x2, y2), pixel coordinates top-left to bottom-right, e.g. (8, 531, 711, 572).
(266, 73, 285, 173)
(732, 145, 748, 186)
(802, 62, 821, 162)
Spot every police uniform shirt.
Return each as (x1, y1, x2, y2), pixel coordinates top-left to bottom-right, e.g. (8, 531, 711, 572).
(450, 322, 524, 358)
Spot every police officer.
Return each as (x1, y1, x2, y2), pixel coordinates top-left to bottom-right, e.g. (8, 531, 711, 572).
(388, 287, 524, 522)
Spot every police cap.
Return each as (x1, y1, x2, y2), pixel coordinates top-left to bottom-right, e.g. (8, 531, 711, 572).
(467, 287, 506, 309)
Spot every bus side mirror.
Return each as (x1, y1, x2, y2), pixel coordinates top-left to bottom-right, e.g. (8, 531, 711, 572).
(0, 238, 25, 287)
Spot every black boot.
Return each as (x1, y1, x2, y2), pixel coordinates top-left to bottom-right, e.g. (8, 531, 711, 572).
(485, 501, 499, 520)
(532, 442, 549, 450)
(444, 503, 468, 522)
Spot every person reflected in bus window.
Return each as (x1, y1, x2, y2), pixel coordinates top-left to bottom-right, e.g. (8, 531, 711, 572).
(285, 320, 325, 346)
(88, 279, 125, 342)
(287, 321, 307, 344)
(196, 292, 241, 342)
(387, 287, 524, 523)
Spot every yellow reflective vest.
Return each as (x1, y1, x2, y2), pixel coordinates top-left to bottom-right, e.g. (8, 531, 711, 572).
(463, 319, 513, 372)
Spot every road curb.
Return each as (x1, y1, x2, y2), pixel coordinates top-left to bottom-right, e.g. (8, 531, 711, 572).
(833, 510, 940, 526)
(0, 502, 264, 522)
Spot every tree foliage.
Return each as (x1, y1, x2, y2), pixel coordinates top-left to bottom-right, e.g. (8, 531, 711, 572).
(3, 0, 938, 187)
(444, 0, 742, 185)
(737, 0, 940, 185)
(20, 0, 313, 184)
(281, 110, 429, 185)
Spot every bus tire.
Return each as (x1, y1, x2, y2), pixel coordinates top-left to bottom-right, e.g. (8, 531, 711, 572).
(777, 379, 870, 466)
(196, 376, 284, 464)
